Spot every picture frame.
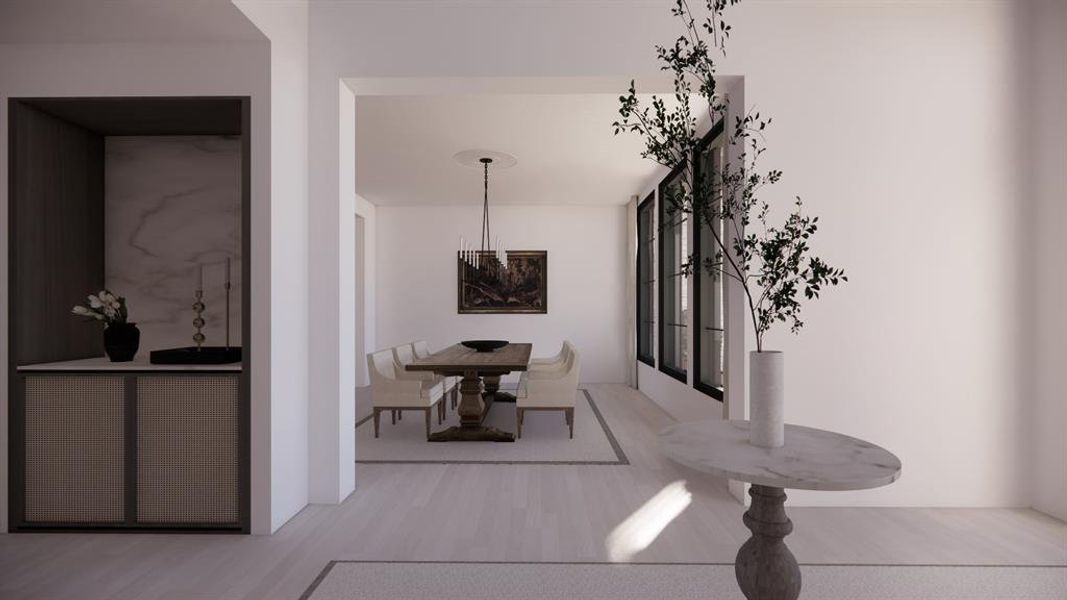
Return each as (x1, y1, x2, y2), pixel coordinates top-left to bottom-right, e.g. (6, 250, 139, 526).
(458, 250, 547, 314)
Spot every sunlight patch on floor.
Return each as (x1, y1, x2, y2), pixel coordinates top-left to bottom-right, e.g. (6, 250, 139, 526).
(605, 480, 692, 562)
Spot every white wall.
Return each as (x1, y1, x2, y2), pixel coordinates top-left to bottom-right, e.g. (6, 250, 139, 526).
(302, 0, 1036, 509)
(375, 205, 628, 385)
(0, 40, 273, 532)
(232, 0, 311, 534)
(723, 1, 1025, 508)
(639, 363, 721, 423)
(306, 81, 356, 504)
(304, 27, 357, 503)
(354, 194, 377, 388)
(1022, 0, 1067, 522)
(355, 215, 366, 387)
(632, 0, 1029, 509)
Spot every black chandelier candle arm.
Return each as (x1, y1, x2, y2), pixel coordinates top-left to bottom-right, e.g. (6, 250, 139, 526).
(482, 157, 492, 256)
(458, 153, 509, 273)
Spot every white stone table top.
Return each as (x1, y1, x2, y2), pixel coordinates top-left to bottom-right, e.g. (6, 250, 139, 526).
(17, 356, 241, 372)
(659, 420, 901, 491)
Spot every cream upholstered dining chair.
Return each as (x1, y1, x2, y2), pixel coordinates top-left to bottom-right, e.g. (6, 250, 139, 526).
(413, 340, 459, 410)
(516, 344, 581, 439)
(528, 340, 571, 371)
(519, 340, 575, 391)
(367, 349, 445, 440)
(392, 343, 450, 423)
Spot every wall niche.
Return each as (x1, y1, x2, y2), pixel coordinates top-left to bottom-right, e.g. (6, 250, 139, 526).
(8, 96, 251, 534)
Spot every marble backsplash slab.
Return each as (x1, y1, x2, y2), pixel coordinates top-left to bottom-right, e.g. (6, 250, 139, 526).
(105, 136, 242, 354)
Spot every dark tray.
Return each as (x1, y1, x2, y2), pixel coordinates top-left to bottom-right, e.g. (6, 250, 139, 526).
(150, 346, 242, 365)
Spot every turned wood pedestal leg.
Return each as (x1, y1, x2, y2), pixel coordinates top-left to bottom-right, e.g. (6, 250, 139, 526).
(428, 371, 515, 442)
(735, 485, 801, 600)
(482, 374, 516, 403)
(457, 374, 486, 426)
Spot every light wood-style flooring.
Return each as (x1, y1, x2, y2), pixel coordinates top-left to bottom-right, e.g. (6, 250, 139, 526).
(1, 384, 1064, 600)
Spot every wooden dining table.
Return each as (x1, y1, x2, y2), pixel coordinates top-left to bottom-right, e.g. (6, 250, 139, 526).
(405, 342, 531, 442)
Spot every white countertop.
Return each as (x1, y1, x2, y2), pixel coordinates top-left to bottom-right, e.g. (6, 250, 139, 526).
(659, 420, 901, 491)
(17, 356, 242, 372)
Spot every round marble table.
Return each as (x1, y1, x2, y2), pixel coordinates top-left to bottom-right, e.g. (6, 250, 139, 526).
(659, 420, 901, 600)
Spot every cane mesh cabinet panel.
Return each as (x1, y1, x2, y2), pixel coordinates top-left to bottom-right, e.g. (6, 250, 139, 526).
(23, 375, 126, 523)
(136, 375, 240, 525)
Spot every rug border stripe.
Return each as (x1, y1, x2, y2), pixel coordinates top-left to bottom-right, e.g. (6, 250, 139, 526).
(299, 559, 1067, 599)
(354, 389, 629, 465)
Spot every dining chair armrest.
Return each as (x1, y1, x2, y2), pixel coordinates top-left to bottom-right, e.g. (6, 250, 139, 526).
(524, 377, 576, 396)
(529, 361, 567, 375)
(521, 379, 577, 409)
(530, 357, 564, 367)
(526, 368, 567, 381)
(379, 375, 420, 395)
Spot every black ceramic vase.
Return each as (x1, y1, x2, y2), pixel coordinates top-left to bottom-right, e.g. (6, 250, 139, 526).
(104, 322, 140, 362)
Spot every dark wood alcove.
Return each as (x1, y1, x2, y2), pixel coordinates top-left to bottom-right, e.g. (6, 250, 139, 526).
(7, 97, 251, 533)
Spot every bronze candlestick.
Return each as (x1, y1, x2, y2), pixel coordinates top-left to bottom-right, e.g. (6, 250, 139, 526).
(193, 265, 205, 350)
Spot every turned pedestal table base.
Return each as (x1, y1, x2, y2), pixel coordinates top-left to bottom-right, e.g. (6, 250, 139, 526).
(407, 343, 531, 442)
(659, 420, 901, 600)
(735, 485, 800, 600)
(427, 371, 515, 442)
(428, 427, 514, 442)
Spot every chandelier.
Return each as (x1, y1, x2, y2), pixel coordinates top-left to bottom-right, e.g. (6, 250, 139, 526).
(455, 150, 515, 272)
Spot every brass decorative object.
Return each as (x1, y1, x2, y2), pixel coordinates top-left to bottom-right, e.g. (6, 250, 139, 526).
(149, 259, 241, 365)
(192, 290, 206, 350)
(224, 257, 231, 349)
(193, 264, 206, 350)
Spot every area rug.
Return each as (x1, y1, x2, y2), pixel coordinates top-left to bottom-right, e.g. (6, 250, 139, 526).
(355, 389, 628, 464)
(300, 561, 1067, 600)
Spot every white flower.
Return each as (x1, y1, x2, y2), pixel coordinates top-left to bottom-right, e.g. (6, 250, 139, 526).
(75, 289, 128, 324)
(72, 305, 106, 321)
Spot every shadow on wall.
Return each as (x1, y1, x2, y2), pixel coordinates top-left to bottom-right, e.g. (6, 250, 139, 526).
(1015, 0, 1067, 521)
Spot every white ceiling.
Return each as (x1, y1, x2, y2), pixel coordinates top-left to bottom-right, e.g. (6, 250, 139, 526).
(0, 0, 264, 43)
(354, 93, 669, 206)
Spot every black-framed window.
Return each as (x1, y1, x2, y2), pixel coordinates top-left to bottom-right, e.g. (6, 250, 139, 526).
(637, 193, 656, 366)
(692, 121, 726, 400)
(658, 162, 688, 383)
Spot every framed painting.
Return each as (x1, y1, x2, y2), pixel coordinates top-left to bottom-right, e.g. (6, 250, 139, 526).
(458, 250, 547, 314)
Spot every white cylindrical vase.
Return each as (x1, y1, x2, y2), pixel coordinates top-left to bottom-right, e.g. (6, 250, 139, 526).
(749, 350, 785, 448)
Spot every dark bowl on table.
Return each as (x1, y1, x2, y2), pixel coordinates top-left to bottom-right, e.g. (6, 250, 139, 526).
(461, 340, 509, 353)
